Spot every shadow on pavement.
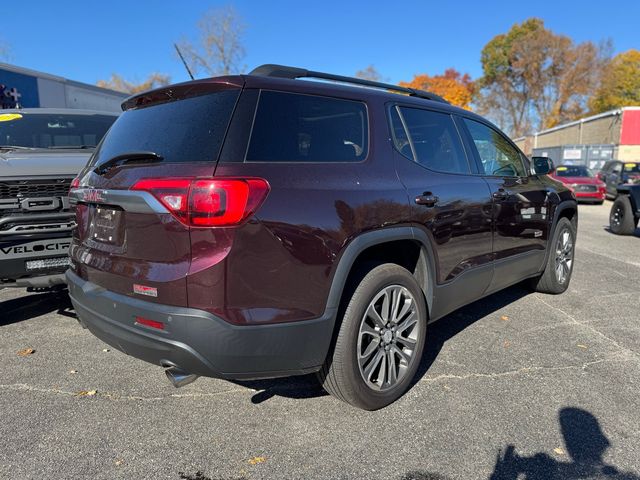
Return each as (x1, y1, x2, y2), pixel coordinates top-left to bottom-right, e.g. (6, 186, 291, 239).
(233, 373, 328, 404)
(603, 226, 640, 237)
(401, 472, 451, 479)
(234, 283, 531, 404)
(0, 288, 73, 327)
(490, 407, 640, 479)
(176, 408, 638, 480)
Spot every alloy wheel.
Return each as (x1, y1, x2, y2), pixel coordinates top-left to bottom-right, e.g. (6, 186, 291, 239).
(357, 285, 420, 391)
(554, 228, 574, 284)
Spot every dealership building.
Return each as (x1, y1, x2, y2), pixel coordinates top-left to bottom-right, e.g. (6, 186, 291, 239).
(514, 106, 640, 170)
(0, 63, 126, 113)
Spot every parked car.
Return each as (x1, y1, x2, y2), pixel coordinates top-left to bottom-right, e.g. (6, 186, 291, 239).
(549, 164, 606, 204)
(609, 184, 640, 235)
(597, 160, 640, 199)
(0, 109, 117, 289)
(66, 65, 577, 409)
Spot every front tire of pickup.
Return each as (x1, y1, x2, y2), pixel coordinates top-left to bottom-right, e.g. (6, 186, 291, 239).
(318, 263, 427, 410)
(530, 217, 576, 294)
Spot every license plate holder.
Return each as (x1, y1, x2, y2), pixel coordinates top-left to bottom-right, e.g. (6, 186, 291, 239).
(88, 206, 124, 245)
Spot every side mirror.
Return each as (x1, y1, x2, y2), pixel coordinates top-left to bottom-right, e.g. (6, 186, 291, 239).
(532, 156, 554, 175)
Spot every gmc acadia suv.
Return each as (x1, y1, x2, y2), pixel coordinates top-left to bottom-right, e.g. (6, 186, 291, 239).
(67, 65, 577, 410)
(0, 109, 116, 289)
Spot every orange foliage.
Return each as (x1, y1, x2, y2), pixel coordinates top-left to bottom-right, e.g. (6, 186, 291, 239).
(399, 69, 474, 110)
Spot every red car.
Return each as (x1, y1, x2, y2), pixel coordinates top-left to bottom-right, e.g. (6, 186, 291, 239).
(551, 165, 606, 204)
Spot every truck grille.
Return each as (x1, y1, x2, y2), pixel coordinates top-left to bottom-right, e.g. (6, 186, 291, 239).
(0, 179, 72, 199)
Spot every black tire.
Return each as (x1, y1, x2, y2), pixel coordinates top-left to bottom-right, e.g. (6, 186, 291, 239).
(530, 217, 576, 294)
(609, 195, 637, 235)
(318, 263, 427, 410)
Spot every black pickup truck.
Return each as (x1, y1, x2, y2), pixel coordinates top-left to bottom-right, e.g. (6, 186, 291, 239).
(0, 109, 117, 289)
(609, 184, 640, 235)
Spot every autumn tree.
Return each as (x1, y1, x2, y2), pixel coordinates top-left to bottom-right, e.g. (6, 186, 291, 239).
(177, 6, 246, 77)
(355, 65, 384, 82)
(96, 73, 171, 94)
(399, 69, 475, 109)
(477, 18, 609, 137)
(589, 49, 640, 113)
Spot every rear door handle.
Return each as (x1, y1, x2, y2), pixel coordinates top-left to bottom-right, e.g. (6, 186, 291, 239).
(492, 189, 508, 201)
(415, 193, 439, 207)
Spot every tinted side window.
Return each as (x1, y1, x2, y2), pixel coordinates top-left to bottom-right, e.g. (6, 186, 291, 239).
(463, 118, 526, 177)
(246, 91, 367, 162)
(396, 107, 469, 174)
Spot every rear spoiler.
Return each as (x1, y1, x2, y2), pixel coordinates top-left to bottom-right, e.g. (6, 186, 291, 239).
(121, 76, 244, 111)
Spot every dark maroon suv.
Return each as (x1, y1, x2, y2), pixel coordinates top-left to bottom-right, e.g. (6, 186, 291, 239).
(67, 65, 577, 410)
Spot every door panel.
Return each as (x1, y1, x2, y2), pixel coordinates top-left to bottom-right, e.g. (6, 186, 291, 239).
(483, 176, 550, 260)
(390, 106, 494, 287)
(459, 117, 549, 290)
(395, 153, 494, 284)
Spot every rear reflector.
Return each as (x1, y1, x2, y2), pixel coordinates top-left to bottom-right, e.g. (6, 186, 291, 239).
(135, 316, 165, 330)
(133, 284, 158, 297)
(131, 177, 270, 227)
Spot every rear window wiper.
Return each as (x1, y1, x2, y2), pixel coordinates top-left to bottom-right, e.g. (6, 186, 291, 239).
(94, 151, 164, 175)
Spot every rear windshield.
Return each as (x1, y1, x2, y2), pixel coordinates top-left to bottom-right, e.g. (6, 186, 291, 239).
(623, 163, 640, 173)
(90, 89, 239, 168)
(0, 112, 116, 149)
(246, 91, 368, 162)
(555, 166, 593, 177)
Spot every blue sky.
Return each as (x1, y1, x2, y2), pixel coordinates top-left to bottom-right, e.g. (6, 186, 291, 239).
(3, 0, 639, 86)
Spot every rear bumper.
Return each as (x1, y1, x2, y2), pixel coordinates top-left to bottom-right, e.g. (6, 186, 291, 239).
(66, 270, 335, 380)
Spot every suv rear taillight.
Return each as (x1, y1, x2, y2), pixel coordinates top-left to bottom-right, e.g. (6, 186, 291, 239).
(131, 177, 270, 227)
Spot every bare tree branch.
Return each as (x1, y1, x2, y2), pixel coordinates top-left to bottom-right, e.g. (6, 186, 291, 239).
(178, 6, 246, 77)
(355, 65, 384, 82)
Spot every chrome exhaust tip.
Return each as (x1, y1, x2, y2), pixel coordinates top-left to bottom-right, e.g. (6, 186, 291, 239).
(164, 366, 199, 388)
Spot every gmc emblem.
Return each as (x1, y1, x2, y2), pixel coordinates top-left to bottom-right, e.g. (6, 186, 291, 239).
(82, 189, 106, 203)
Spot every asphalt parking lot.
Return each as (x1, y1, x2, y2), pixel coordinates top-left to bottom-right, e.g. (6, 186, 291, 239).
(1, 202, 639, 480)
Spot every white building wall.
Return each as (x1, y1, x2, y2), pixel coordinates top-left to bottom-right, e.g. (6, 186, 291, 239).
(36, 78, 67, 108)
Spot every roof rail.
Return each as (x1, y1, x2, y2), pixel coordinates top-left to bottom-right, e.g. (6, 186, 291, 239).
(249, 64, 449, 104)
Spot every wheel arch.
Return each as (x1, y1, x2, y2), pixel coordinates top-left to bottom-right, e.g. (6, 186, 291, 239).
(540, 199, 578, 269)
(616, 185, 640, 214)
(554, 199, 578, 230)
(325, 227, 436, 320)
